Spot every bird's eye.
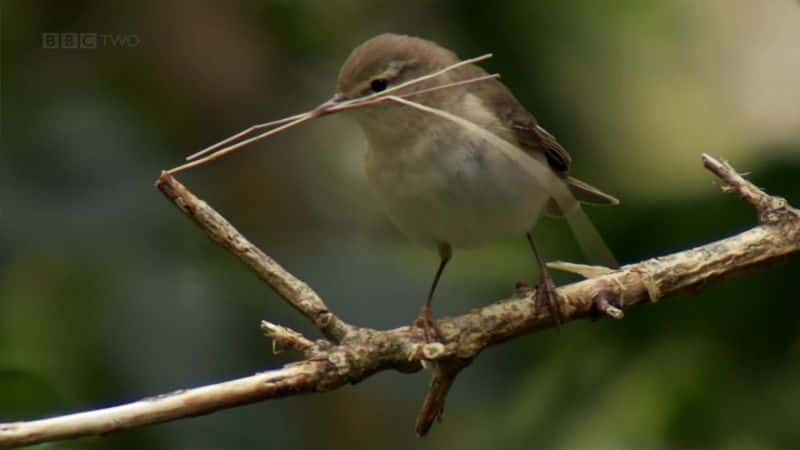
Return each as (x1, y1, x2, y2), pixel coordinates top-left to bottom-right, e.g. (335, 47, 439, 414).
(370, 79, 388, 92)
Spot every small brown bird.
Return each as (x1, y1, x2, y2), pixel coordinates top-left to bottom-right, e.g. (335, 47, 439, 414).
(325, 34, 618, 340)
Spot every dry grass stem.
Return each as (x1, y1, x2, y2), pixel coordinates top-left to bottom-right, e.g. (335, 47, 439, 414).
(167, 54, 495, 174)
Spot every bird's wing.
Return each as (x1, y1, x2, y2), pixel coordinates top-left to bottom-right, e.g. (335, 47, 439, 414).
(461, 65, 618, 205)
(460, 65, 618, 267)
(460, 65, 572, 174)
(510, 121, 572, 174)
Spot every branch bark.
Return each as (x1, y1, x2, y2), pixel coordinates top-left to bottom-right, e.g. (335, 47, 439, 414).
(1, 155, 798, 448)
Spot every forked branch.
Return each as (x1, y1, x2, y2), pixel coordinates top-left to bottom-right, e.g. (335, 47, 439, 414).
(1, 155, 798, 448)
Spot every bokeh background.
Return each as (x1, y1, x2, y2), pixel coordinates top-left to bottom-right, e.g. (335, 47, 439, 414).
(2, 1, 800, 449)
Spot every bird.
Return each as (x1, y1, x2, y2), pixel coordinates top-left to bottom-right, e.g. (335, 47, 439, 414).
(324, 33, 618, 340)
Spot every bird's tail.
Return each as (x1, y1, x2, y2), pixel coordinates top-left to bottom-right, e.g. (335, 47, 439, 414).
(566, 176, 619, 206)
(546, 176, 618, 216)
(547, 176, 619, 268)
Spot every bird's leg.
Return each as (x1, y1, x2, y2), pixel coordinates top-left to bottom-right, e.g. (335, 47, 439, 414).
(526, 232, 562, 326)
(416, 243, 452, 343)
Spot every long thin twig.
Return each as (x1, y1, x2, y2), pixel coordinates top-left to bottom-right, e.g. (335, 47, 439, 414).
(166, 113, 316, 175)
(320, 53, 493, 108)
(185, 112, 308, 161)
(325, 73, 501, 114)
(2, 155, 797, 447)
(167, 54, 496, 175)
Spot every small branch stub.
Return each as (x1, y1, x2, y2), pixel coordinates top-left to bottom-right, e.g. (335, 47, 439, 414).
(593, 290, 624, 319)
(260, 321, 315, 355)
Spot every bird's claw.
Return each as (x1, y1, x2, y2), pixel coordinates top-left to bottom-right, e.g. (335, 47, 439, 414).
(416, 305, 445, 343)
(535, 275, 562, 326)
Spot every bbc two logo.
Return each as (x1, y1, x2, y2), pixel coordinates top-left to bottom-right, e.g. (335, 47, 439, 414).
(42, 33, 140, 49)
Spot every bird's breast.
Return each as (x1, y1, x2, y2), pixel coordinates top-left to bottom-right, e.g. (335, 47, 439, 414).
(364, 121, 550, 249)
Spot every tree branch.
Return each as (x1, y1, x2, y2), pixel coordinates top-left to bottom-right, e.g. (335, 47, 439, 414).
(1, 155, 798, 448)
(0, 362, 331, 446)
(155, 173, 352, 342)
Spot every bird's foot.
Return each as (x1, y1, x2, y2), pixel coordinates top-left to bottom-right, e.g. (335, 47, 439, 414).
(534, 274, 563, 326)
(415, 304, 445, 343)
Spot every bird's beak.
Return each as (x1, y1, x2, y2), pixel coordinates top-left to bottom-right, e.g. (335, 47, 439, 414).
(312, 93, 345, 117)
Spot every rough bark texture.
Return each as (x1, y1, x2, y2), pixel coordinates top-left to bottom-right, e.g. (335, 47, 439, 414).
(1, 155, 798, 448)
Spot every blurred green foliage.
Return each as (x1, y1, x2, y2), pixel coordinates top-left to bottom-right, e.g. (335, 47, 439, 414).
(2, 1, 799, 449)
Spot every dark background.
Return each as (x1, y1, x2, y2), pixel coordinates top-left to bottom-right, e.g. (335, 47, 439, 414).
(2, 1, 800, 449)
